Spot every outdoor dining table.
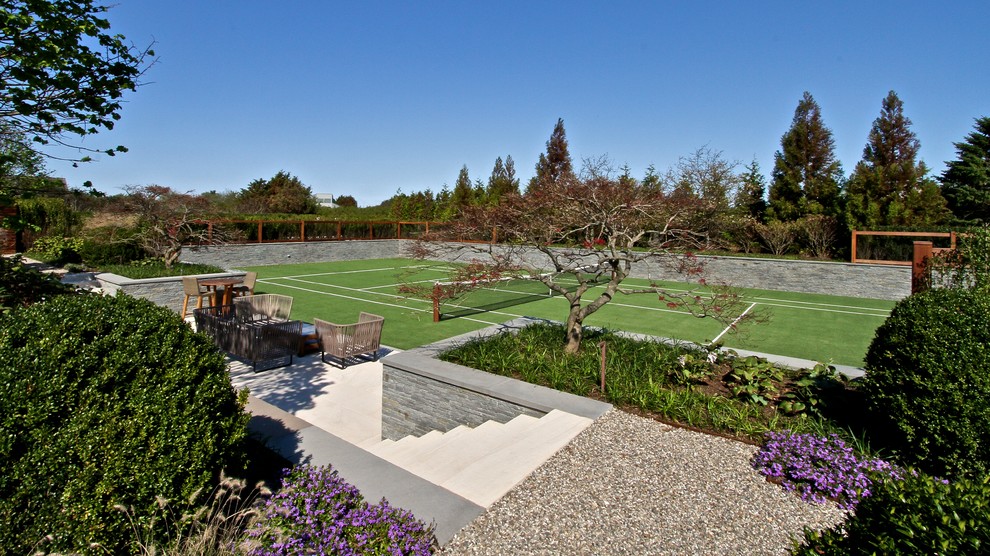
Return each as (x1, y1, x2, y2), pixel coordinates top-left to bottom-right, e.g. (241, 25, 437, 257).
(199, 277, 245, 307)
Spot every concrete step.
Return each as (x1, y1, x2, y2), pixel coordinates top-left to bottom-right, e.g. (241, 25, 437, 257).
(370, 429, 445, 461)
(439, 410, 593, 506)
(387, 413, 546, 486)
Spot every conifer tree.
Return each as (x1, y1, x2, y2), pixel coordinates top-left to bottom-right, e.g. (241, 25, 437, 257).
(846, 91, 947, 228)
(486, 155, 520, 203)
(450, 165, 474, 212)
(768, 92, 843, 221)
(940, 116, 990, 223)
(735, 159, 768, 221)
(527, 118, 576, 194)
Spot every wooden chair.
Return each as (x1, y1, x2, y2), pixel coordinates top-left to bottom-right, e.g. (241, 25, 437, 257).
(232, 271, 258, 297)
(314, 312, 384, 368)
(181, 276, 212, 318)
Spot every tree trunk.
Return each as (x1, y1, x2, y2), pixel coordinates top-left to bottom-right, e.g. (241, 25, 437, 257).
(564, 300, 583, 354)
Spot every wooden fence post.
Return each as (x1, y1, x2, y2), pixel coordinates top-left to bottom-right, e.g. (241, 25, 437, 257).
(912, 241, 933, 295)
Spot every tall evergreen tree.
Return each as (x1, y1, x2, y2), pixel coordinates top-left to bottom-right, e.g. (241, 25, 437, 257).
(450, 165, 474, 213)
(768, 92, 843, 221)
(527, 118, 576, 194)
(846, 91, 947, 228)
(641, 164, 662, 190)
(735, 158, 768, 221)
(486, 155, 520, 203)
(940, 116, 990, 223)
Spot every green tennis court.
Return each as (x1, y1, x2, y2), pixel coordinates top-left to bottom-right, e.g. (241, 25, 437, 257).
(240, 258, 895, 367)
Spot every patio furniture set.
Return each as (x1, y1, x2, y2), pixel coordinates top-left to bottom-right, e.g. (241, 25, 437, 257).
(190, 284, 384, 372)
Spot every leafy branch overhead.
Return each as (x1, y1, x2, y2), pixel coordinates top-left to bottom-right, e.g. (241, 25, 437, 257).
(0, 0, 155, 164)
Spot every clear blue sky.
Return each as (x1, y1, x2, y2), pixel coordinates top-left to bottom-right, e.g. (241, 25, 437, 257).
(47, 1, 989, 206)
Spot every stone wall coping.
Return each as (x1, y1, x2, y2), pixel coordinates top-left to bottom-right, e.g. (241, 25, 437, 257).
(94, 270, 246, 286)
(384, 350, 612, 421)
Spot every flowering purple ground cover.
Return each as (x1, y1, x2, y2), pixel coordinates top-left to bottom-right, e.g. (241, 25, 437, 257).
(247, 464, 435, 555)
(752, 430, 906, 510)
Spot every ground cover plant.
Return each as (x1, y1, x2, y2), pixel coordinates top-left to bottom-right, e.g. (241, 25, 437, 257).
(247, 465, 435, 555)
(752, 430, 906, 510)
(439, 322, 860, 444)
(97, 259, 226, 278)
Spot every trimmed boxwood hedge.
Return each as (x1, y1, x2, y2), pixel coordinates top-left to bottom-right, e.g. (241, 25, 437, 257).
(0, 293, 249, 555)
(862, 288, 990, 478)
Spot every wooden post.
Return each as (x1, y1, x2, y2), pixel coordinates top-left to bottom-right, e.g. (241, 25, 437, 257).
(336, 221, 342, 240)
(850, 230, 858, 263)
(432, 283, 441, 322)
(599, 341, 607, 393)
(912, 241, 933, 295)
(300, 220, 306, 242)
(257, 221, 263, 243)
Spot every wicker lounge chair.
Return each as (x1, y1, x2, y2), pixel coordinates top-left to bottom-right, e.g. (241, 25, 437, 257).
(314, 312, 384, 368)
(233, 293, 292, 323)
(194, 304, 302, 372)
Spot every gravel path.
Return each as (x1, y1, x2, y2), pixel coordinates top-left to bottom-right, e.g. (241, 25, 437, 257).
(439, 410, 846, 555)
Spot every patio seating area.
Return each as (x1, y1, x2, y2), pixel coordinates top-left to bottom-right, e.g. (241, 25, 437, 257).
(194, 292, 386, 372)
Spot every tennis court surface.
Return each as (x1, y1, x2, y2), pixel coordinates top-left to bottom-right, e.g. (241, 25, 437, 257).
(241, 258, 894, 367)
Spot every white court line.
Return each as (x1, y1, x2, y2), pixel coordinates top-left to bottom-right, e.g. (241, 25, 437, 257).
(262, 264, 451, 280)
(710, 303, 756, 345)
(260, 276, 505, 327)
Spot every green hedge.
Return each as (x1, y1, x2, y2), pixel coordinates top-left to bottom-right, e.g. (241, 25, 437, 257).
(862, 289, 990, 478)
(793, 472, 990, 555)
(0, 294, 249, 554)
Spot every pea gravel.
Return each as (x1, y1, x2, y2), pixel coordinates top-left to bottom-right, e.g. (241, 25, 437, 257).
(438, 409, 846, 555)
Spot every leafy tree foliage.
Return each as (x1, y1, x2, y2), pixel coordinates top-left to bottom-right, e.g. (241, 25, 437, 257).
(240, 170, 318, 214)
(0, 0, 153, 163)
(119, 185, 222, 268)
(334, 194, 358, 208)
(845, 91, 948, 228)
(940, 116, 990, 223)
(768, 92, 843, 221)
(527, 118, 576, 193)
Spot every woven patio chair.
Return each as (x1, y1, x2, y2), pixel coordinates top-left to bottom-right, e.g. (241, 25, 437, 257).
(234, 293, 293, 323)
(181, 276, 212, 318)
(314, 312, 384, 368)
(194, 304, 302, 372)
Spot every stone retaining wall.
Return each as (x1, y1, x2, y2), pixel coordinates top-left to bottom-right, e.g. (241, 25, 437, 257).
(180, 240, 911, 301)
(382, 364, 544, 441)
(95, 271, 246, 314)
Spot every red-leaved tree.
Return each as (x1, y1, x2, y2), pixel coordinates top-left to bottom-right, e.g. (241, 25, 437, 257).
(404, 162, 752, 353)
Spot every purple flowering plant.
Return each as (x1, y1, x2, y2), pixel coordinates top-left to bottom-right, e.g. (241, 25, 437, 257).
(247, 464, 435, 555)
(752, 430, 906, 510)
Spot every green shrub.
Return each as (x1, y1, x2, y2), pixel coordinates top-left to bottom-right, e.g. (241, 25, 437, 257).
(862, 288, 990, 478)
(793, 472, 990, 555)
(0, 294, 249, 555)
(27, 235, 84, 265)
(79, 232, 145, 267)
(0, 254, 76, 311)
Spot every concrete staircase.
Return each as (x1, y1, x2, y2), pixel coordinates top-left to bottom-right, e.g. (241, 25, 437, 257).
(361, 409, 592, 507)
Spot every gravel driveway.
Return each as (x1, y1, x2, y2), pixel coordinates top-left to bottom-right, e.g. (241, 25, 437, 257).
(439, 409, 846, 555)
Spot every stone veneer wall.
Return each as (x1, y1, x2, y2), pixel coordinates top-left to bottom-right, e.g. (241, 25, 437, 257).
(96, 271, 246, 314)
(381, 365, 544, 440)
(181, 239, 911, 301)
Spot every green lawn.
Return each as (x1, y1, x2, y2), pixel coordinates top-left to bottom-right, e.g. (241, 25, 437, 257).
(241, 258, 895, 367)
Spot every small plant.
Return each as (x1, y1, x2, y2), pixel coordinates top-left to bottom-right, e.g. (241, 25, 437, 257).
(669, 351, 712, 385)
(778, 362, 840, 416)
(724, 355, 782, 405)
(753, 430, 906, 510)
(247, 465, 435, 555)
